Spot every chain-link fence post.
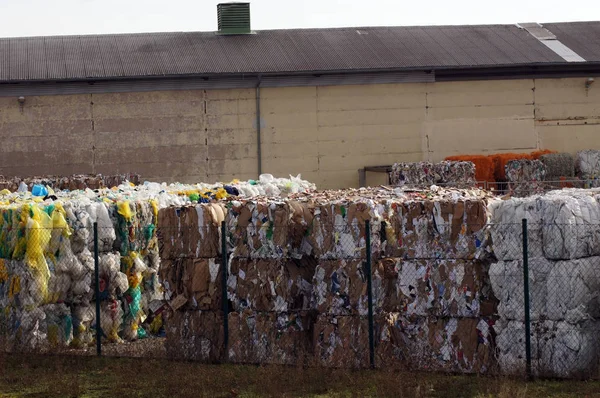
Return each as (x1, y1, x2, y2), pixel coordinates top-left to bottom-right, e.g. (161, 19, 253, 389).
(93, 222, 101, 356)
(365, 220, 375, 369)
(522, 218, 532, 380)
(221, 220, 229, 363)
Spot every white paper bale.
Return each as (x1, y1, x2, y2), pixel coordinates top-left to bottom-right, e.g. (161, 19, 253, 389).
(489, 258, 552, 321)
(545, 258, 600, 321)
(489, 197, 543, 261)
(495, 319, 600, 378)
(540, 192, 600, 260)
(576, 150, 600, 177)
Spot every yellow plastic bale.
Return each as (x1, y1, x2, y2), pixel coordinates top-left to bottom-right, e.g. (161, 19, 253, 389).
(117, 201, 133, 221)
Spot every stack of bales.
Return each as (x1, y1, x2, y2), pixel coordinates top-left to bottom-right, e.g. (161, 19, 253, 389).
(0, 174, 315, 351)
(162, 187, 498, 372)
(489, 189, 600, 378)
(390, 161, 476, 188)
(0, 174, 141, 192)
(0, 200, 128, 350)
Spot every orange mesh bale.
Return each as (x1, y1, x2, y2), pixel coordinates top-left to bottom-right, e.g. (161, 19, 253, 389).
(445, 155, 495, 183)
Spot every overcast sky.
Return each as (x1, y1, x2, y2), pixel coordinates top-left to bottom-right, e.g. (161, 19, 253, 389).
(0, 0, 597, 38)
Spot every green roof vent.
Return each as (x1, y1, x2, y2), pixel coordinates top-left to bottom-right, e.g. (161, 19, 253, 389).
(217, 3, 251, 35)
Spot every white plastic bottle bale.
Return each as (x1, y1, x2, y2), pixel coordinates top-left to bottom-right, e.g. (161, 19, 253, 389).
(71, 271, 92, 297)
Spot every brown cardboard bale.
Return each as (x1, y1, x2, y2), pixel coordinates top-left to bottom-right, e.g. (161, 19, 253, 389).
(307, 202, 372, 259)
(157, 204, 225, 259)
(165, 310, 224, 362)
(376, 314, 495, 373)
(228, 311, 311, 365)
(312, 259, 384, 316)
(383, 199, 487, 260)
(312, 314, 370, 368)
(159, 258, 222, 311)
(228, 258, 314, 312)
(227, 200, 291, 258)
(377, 258, 496, 317)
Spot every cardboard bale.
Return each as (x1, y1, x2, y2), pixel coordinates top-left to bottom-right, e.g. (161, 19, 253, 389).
(495, 319, 600, 378)
(165, 310, 224, 362)
(307, 202, 374, 259)
(228, 311, 311, 365)
(227, 200, 291, 258)
(376, 314, 494, 373)
(378, 258, 496, 317)
(383, 198, 488, 260)
(157, 204, 225, 260)
(228, 258, 314, 312)
(313, 314, 370, 368)
(159, 258, 222, 311)
(312, 259, 384, 316)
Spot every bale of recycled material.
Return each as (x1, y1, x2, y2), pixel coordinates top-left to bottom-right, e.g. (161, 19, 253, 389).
(493, 153, 533, 181)
(312, 314, 369, 368)
(389, 162, 436, 186)
(490, 189, 600, 261)
(165, 310, 224, 362)
(576, 150, 600, 177)
(539, 153, 575, 180)
(227, 200, 291, 259)
(495, 319, 600, 378)
(376, 314, 495, 373)
(445, 155, 495, 184)
(378, 258, 497, 318)
(157, 204, 226, 260)
(390, 161, 476, 187)
(531, 149, 555, 159)
(311, 259, 383, 316)
(228, 311, 310, 365)
(505, 159, 547, 197)
(433, 161, 476, 188)
(159, 257, 222, 311)
(382, 196, 489, 260)
(228, 258, 314, 312)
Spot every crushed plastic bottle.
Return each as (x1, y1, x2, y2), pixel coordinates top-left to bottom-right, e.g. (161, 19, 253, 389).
(31, 184, 48, 197)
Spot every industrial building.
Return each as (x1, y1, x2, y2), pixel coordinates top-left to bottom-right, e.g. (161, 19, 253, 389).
(0, 3, 599, 188)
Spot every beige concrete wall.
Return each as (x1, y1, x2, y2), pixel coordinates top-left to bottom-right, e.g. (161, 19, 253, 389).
(0, 77, 599, 189)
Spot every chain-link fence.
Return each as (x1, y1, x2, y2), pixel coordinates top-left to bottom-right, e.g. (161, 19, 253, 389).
(2, 216, 599, 380)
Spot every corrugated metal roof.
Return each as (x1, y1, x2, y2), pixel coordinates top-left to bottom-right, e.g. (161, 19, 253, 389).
(544, 22, 600, 62)
(0, 22, 598, 83)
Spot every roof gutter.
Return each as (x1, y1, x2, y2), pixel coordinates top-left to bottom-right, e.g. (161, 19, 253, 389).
(2, 62, 600, 85)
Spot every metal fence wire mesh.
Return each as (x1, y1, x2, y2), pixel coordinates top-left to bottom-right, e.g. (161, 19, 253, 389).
(1, 218, 599, 379)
